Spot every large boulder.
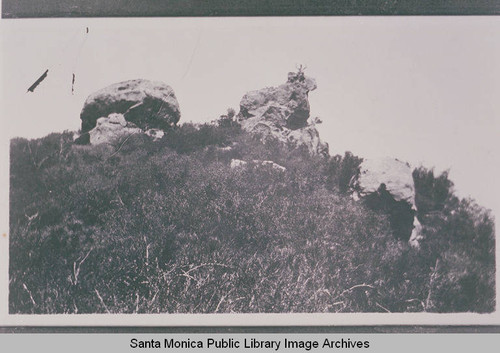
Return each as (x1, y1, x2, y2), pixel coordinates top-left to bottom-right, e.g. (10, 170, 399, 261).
(237, 71, 328, 156)
(350, 157, 423, 247)
(78, 79, 180, 143)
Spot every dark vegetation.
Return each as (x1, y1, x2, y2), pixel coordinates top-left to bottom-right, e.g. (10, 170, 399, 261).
(10, 116, 495, 313)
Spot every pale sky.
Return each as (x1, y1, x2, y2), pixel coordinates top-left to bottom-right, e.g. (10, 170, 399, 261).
(1, 16, 499, 219)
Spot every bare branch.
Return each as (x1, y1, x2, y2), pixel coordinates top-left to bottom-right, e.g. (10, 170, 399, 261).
(425, 258, 440, 311)
(94, 289, 110, 313)
(106, 132, 139, 160)
(333, 283, 376, 301)
(72, 249, 92, 285)
(406, 298, 426, 310)
(22, 283, 36, 307)
(215, 295, 226, 313)
(376, 302, 391, 313)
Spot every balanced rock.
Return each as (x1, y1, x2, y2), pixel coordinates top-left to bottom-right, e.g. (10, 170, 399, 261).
(237, 71, 328, 156)
(89, 113, 142, 145)
(350, 157, 423, 247)
(79, 79, 180, 143)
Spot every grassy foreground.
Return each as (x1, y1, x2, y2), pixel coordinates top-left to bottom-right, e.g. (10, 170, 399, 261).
(9, 118, 495, 313)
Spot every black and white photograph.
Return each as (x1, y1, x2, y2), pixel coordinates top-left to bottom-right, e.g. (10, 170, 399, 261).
(0, 11, 499, 326)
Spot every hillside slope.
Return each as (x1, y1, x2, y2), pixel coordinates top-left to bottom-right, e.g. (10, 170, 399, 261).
(9, 119, 495, 313)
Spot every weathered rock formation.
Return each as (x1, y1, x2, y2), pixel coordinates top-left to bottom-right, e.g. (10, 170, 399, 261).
(230, 159, 286, 172)
(78, 79, 180, 144)
(350, 157, 423, 247)
(145, 128, 165, 141)
(237, 71, 328, 156)
(89, 113, 141, 145)
(87, 113, 168, 145)
(287, 124, 328, 156)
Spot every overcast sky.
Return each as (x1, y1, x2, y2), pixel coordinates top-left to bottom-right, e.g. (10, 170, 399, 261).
(1, 17, 499, 218)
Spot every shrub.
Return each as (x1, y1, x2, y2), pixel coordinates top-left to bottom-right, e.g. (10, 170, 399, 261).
(325, 151, 363, 194)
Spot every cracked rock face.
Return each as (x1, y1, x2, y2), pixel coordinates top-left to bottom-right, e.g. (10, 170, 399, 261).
(237, 71, 328, 156)
(79, 79, 180, 144)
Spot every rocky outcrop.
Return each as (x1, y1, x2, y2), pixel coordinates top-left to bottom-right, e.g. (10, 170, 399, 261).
(145, 128, 165, 141)
(237, 71, 328, 156)
(230, 159, 248, 169)
(288, 124, 329, 156)
(350, 157, 423, 247)
(230, 159, 286, 172)
(88, 113, 141, 145)
(78, 79, 180, 144)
